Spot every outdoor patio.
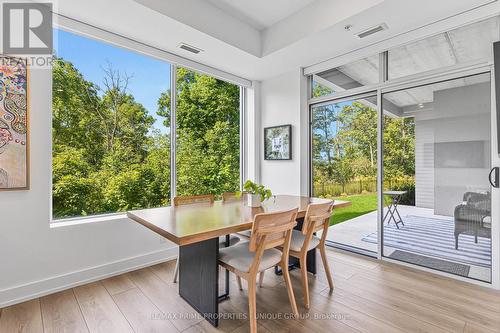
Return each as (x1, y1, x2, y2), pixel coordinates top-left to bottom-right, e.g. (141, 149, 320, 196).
(326, 205, 492, 282)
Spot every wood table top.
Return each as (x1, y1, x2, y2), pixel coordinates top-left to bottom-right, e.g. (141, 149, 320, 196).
(127, 195, 351, 246)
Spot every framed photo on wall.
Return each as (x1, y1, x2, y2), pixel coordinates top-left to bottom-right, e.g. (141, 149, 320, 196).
(264, 124, 291, 160)
(0, 56, 29, 190)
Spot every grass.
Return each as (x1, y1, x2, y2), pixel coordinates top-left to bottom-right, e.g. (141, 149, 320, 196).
(330, 193, 378, 226)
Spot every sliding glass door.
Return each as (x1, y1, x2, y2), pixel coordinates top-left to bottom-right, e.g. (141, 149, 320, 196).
(311, 94, 378, 255)
(308, 15, 499, 284)
(381, 73, 493, 282)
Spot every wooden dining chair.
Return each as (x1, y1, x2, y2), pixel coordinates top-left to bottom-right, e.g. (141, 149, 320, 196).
(172, 194, 240, 283)
(218, 208, 299, 333)
(222, 192, 253, 239)
(173, 194, 215, 206)
(221, 191, 250, 240)
(222, 191, 267, 288)
(286, 201, 335, 309)
(221, 191, 245, 202)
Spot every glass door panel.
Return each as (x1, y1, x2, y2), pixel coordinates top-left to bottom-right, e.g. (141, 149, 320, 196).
(381, 73, 492, 282)
(311, 95, 378, 255)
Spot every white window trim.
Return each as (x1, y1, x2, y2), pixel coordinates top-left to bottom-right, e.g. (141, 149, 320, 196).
(50, 213, 127, 228)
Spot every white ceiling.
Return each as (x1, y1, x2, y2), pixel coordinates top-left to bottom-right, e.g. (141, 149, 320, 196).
(206, 0, 316, 30)
(133, 0, 385, 57)
(55, 0, 500, 81)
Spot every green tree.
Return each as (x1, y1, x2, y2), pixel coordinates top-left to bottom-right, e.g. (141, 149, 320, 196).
(52, 58, 105, 165)
(332, 157, 354, 194)
(339, 101, 378, 177)
(157, 67, 240, 196)
(312, 98, 415, 197)
(312, 103, 342, 179)
(383, 116, 415, 178)
(52, 147, 102, 216)
(53, 57, 239, 218)
(52, 58, 169, 218)
(312, 81, 334, 98)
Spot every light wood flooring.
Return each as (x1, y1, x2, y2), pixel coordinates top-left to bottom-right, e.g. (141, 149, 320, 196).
(1, 248, 499, 333)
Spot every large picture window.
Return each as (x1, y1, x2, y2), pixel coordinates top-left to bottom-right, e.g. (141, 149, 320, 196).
(52, 29, 241, 220)
(52, 29, 172, 219)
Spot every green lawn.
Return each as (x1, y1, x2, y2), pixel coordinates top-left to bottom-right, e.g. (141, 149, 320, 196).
(330, 193, 378, 226)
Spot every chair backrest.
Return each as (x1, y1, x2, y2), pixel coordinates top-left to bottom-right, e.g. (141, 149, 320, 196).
(221, 192, 246, 202)
(301, 202, 334, 249)
(249, 208, 298, 253)
(173, 194, 215, 207)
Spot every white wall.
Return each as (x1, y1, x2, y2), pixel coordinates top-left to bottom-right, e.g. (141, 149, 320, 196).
(259, 69, 309, 196)
(0, 67, 177, 307)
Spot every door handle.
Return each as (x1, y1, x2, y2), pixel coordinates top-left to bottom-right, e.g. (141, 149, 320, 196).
(489, 167, 499, 188)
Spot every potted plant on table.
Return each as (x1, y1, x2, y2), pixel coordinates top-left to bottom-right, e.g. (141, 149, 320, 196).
(240, 180, 273, 207)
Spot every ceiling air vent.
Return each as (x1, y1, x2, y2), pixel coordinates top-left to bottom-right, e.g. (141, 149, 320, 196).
(178, 43, 203, 54)
(355, 23, 388, 39)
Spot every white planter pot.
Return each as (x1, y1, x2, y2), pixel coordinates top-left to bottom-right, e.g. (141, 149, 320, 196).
(248, 194, 261, 207)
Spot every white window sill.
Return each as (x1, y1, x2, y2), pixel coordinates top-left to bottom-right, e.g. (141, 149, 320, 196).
(50, 212, 128, 228)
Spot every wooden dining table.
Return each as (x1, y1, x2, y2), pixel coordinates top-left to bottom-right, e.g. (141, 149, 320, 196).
(127, 195, 350, 327)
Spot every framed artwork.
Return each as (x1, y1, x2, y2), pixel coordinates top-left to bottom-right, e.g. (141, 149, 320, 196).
(0, 56, 29, 190)
(264, 124, 292, 160)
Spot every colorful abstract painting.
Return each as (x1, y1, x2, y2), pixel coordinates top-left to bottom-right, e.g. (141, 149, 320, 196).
(0, 56, 28, 190)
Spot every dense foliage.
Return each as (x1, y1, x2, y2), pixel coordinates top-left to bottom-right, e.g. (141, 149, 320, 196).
(52, 59, 240, 219)
(312, 96, 416, 197)
(157, 68, 240, 197)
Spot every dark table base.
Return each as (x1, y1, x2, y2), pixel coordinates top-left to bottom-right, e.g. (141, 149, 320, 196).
(178, 238, 220, 326)
(275, 217, 317, 275)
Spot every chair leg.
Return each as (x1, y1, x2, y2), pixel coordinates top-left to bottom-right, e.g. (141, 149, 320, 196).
(299, 256, 310, 309)
(319, 246, 334, 290)
(173, 258, 179, 283)
(237, 276, 243, 291)
(248, 277, 258, 333)
(281, 262, 299, 316)
(259, 271, 265, 288)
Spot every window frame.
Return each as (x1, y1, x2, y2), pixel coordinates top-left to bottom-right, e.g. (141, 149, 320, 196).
(306, 15, 498, 288)
(308, 62, 496, 287)
(50, 20, 246, 224)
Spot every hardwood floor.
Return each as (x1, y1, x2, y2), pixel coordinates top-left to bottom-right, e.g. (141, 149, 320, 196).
(1, 248, 499, 333)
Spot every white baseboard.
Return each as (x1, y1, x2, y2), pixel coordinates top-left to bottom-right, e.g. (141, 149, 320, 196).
(0, 247, 178, 308)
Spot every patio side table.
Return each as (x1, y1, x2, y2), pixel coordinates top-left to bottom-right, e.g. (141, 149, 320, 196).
(383, 191, 407, 229)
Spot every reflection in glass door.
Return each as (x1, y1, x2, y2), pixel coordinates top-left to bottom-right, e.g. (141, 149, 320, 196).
(311, 95, 378, 255)
(381, 73, 492, 282)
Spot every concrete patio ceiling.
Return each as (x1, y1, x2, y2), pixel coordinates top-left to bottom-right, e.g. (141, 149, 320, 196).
(317, 16, 499, 115)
